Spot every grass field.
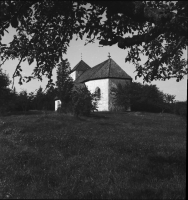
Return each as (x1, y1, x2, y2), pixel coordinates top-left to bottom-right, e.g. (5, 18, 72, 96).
(0, 111, 186, 199)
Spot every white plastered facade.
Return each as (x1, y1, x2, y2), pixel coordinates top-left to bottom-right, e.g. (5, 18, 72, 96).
(85, 79, 109, 111)
(70, 71, 76, 80)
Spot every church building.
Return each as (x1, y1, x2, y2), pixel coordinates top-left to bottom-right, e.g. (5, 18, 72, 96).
(70, 54, 132, 111)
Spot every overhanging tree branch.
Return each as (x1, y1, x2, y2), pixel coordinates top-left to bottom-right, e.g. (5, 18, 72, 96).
(148, 36, 186, 71)
(88, 1, 175, 24)
(160, 36, 186, 64)
(11, 3, 59, 86)
(99, 26, 164, 48)
(1, 1, 187, 84)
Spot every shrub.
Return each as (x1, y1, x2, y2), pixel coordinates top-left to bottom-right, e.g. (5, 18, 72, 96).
(56, 59, 74, 106)
(173, 101, 187, 118)
(57, 102, 73, 115)
(110, 83, 131, 111)
(111, 82, 177, 113)
(71, 85, 98, 117)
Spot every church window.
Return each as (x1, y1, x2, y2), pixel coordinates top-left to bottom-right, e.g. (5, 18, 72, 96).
(95, 87, 101, 99)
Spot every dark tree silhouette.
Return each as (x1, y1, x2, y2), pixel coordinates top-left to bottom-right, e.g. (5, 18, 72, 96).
(111, 82, 176, 113)
(56, 59, 73, 105)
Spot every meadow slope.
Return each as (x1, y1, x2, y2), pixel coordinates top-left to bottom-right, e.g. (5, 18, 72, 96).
(0, 111, 186, 199)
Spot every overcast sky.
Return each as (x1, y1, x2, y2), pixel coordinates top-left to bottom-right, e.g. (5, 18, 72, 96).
(1, 26, 187, 101)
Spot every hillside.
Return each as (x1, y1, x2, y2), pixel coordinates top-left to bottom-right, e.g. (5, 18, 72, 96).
(0, 111, 186, 199)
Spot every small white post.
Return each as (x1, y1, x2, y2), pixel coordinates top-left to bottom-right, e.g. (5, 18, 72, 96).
(55, 100, 62, 111)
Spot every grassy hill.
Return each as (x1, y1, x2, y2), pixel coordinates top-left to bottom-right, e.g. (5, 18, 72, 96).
(0, 111, 186, 199)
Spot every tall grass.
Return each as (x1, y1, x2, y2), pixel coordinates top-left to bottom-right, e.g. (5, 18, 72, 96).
(0, 111, 186, 199)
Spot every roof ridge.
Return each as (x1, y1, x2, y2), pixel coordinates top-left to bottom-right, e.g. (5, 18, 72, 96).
(85, 59, 109, 80)
(111, 59, 132, 78)
(91, 59, 109, 78)
(71, 60, 81, 71)
(108, 58, 111, 77)
(75, 58, 132, 83)
(75, 59, 109, 83)
(75, 68, 88, 80)
(71, 60, 90, 72)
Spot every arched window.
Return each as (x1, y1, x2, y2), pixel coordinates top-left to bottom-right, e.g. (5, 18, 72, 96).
(95, 87, 101, 99)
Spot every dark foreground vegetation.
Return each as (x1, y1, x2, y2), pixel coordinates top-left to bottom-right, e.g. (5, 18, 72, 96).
(0, 111, 186, 199)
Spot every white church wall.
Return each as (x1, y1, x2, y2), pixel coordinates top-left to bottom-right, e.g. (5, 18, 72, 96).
(70, 71, 76, 81)
(70, 71, 85, 81)
(85, 79, 109, 111)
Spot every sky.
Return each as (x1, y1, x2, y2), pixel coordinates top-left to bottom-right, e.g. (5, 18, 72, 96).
(1, 26, 187, 102)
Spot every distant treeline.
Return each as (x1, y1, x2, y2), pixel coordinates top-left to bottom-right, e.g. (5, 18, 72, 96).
(0, 66, 187, 118)
(0, 60, 98, 117)
(111, 82, 187, 118)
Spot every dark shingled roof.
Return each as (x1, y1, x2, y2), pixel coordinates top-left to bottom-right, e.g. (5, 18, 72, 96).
(75, 58, 132, 83)
(71, 60, 91, 73)
(54, 96, 59, 100)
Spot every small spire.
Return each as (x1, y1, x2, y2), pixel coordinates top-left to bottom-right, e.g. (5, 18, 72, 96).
(108, 52, 111, 59)
(81, 53, 82, 60)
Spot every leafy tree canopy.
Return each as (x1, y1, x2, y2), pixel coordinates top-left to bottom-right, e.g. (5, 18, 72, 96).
(0, 68, 11, 89)
(56, 59, 73, 104)
(1, 1, 187, 86)
(111, 82, 176, 113)
(0, 68, 15, 114)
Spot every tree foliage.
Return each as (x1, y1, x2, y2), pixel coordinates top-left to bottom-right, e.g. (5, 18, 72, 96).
(0, 68, 17, 114)
(173, 101, 187, 118)
(72, 85, 99, 117)
(56, 59, 74, 105)
(1, 1, 187, 86)
(44, 86, 58, 110)
(111, 83, 131, 111)
(16, 90, 29, 112)
(32, 86, 45, 110)
(27, 85, 57, 111)
(0, 68, 11, 89)
(112, 82, 177, 113)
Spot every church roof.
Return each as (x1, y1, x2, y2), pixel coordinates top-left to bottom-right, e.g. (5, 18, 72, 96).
(54, 96, 59, 100)
(70, 60, 91, 73)
(75, 58, 132, 83)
